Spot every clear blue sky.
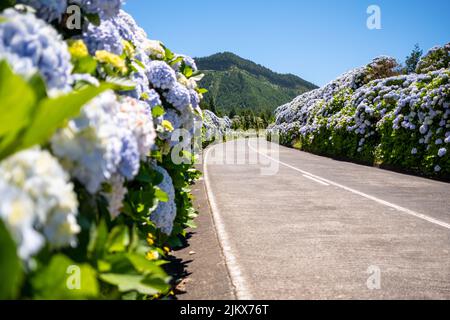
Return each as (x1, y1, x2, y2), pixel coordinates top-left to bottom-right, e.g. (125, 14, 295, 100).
(125, 0, 450, 86)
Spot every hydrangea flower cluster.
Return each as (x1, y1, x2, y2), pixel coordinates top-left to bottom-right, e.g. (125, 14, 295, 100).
(111, 10, 148, 51)
(51, 91, 123, 194)
(73, 0, 124, 19)
(101, 174, 127, 219)
(164, 83, 192, 112)
(147, 60, 177, 90)
(51, 91, 156, 194)
(117, 96, 157, 161)
(416, 43, 450, 74)
(203, 110, 232, 140)
(271, 45, 450, 176)
(82, 20, 124, 55)
(17, 0, 67, 22)
(150, 165, 177, 235)
(0, 148, 79, 260)
(17, 0, 124, 22)
(0, 1, 205, 274)
(0, 9, 73, 94)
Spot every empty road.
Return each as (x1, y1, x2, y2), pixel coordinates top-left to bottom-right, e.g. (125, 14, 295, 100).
(203, 138, 450, 299)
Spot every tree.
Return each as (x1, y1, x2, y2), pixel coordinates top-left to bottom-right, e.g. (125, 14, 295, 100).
(405, 44, 423, 74)
(229, 108, 236, 119)
(208, 96, 217, 114)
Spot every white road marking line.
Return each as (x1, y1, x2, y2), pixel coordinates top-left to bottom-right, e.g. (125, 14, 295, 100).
(248, 140, 450, 231)
(204, 145, 253, 300)
(302, 174, 330, 186)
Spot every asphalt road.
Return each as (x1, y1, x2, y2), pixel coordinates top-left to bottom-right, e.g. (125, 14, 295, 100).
(203, 138, 450, 300)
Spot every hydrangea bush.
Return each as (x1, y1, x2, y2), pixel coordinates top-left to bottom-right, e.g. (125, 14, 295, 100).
(0, 1, 205, 299)
(203, 109, 232, 144)
(270, 46, 450, 179)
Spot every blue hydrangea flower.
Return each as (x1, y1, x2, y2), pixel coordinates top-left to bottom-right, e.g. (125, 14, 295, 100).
(0, 9, 73, 93)
(124, 67, 150, 100)
(150, 165, 177, 235)
(73, 0, 124, 19)
(164, 83, 191, 112)
(148, 89, 162, 108)
(111, 9, 147, 47)
(17, 0, 67, 22)
(438, 148, 447, 157)
(81, 19, 123, 55)
(147, 60, 177, 90)
(118, 134, 140, 179)
(189, 89, 200, 109)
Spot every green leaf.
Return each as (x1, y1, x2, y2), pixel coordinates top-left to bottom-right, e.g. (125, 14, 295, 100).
(182, 65, 193, 78)
(87, 219, 108, 258)
(184, 220, 197, 229)
(151, 105, 165, 118)
(106, 225, 130, 253)
(99, 273, 169, 296)
(163, 46, 175, 61)
(85, 13, 101, 26)
(133, 59, 145, 70)
(105, 76, 136, 91)
(0, 60, 36, 139)
(126, 253, 168, 276)
(73, 56, 98, 75)
(27, 73, 48, 101)
(141, 276, 171, 293)
(0, 221, 23, 299)
(196, 87, 208, 94)
(31, 254, 99, 299)
(154, 187, 169, 202)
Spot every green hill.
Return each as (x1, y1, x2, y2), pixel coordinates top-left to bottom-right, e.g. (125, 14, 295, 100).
(196, 52, 318, 115)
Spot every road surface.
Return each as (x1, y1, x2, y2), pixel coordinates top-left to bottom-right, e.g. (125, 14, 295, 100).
(202, 138, 450, 299)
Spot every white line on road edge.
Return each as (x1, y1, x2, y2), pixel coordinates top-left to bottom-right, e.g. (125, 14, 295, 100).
(204, 145, 253, 300)
(302, 174, 330, 186)
(249, 141, 450, 231)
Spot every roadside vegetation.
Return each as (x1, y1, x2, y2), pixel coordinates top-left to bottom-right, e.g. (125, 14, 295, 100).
(0, 1, 205, 299)
(270, 43, 450, 179)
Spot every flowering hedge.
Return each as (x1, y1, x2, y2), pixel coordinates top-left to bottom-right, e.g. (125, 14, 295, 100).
(270, 45, 450, 179)
(202, 110, 231, 146)
(0, 1, 205, 299)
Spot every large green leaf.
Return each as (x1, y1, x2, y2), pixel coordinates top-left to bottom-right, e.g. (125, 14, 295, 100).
(31, 254, 99, 300)
(87, 219, 108, 259)
(0, 221, 23, 299)
(126, 253, 168, 276)
(0, 60, 36, 139)
(99, 273, 168, 296)
(106, 225, 130, 253)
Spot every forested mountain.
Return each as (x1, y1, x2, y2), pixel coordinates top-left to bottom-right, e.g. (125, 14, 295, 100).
(196, 52, 317, 116)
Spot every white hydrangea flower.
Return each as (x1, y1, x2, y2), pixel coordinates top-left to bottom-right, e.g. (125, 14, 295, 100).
(117, 97, 156, 160)
(101, 175, 127, 219)
(0, 180, 44, 260)
(51, 91, 124, 193)
(0, 148, 79, 259)
(144, 39, 165, 59)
